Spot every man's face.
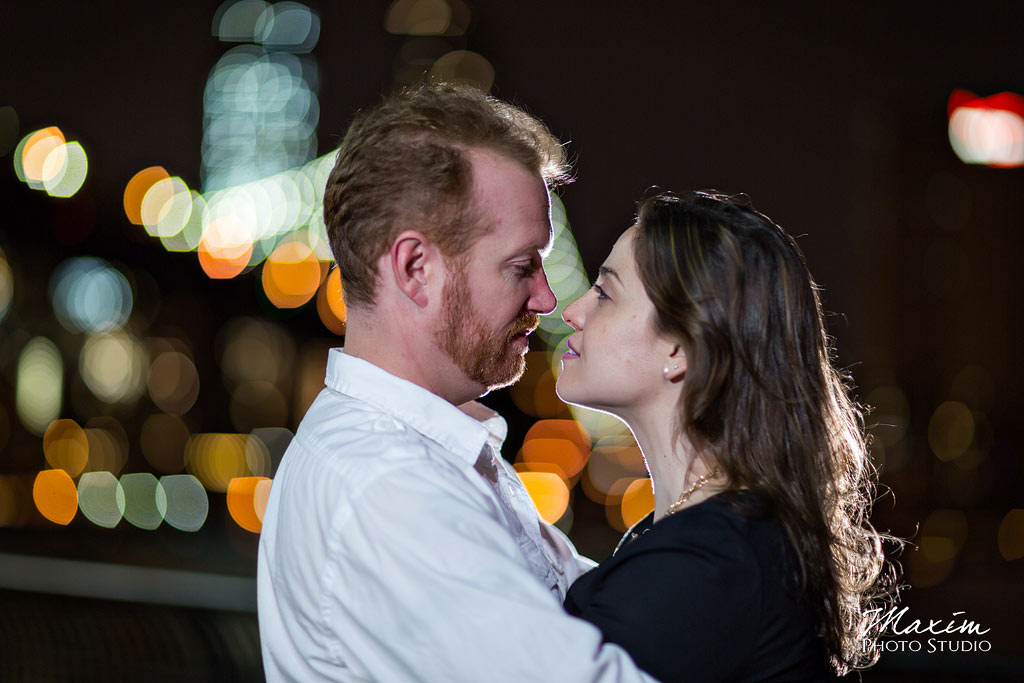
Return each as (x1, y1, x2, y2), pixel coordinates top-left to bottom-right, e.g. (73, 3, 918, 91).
(434, 148, 557, 392)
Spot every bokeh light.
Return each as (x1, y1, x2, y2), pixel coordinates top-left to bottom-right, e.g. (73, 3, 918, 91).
(250, 427, 292, 477)
(928, 401, 974, 462)
(230, 380, 288, 432)
(262, 241, 326, 308)
(42, 141, 88, 197)
(80, 331, 147, 404)
(581, 439, 647, 506)
(198, 215, 254, 279)
(185, 433, 255, 492)
(948, 90, 1024, 168)
(997, 509, 1024, 561)
(140, 413, 190, 474)
(16, 337, 63, 436)
(50, 257, 133, 333)
(141, 176, 192, 238)
(43, 419, 89, 477)
(220, 316, 295, 387)
(16, 127, 65, 189)
(156, 474, 209, 532)
(256, 1, 321, 51)
(385, 0, 468, 36)
(77, 471, 126, 528)
(908, 509, 969, 588)
(516, 471, 569, 524)
(316, 267, 347, 334)
(124, 166, 170, 225)
(83, 418, 129, 475)
(516, 419, 591, 483)
(148, 349, 200, 415)
(32, 469, 78, 526)
(120, 473, 163, 530)
(227, 476, 271, 532)
(428, 50, 494, 92)
(214, 0, 270, 41)
(620, 478, 655, 529)
(0, 245, 13, 324)
(509, 352, 571, 419)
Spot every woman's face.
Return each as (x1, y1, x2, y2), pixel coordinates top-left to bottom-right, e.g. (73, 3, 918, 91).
(556, 225, 679, 416)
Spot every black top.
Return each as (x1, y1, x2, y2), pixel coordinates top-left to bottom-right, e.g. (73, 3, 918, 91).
(564, 492, 836, 682)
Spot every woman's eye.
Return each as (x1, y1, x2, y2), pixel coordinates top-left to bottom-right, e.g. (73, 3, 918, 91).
(592, 283, 609, 300)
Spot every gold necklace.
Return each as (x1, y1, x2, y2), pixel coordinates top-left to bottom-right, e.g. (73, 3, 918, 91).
(664, 468, 720, 516)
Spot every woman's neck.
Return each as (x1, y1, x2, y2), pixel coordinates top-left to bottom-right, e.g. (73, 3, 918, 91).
(624, 405, 721, 522)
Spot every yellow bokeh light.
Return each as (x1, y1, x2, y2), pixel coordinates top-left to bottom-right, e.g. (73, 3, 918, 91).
(33, 469, 78, 526)
(124, 166, 170, 225)
(262, 241, 327, 308)
(83, 421, 129, 476)
(385, 0, 453, 35)
(428, 50, 494, 92)
(16, 337, 63, 436)
(42, 141, 88, 197)
(316, 267, 347, 335)
(516, 471, 569, 524)
(140, 176, 192, 238)
(227, 476, 271, 533)
(928, 401, 975, 461)
(80, 331, 147, 404)
(43, 419, 89, 477)
(997, 509, 1024, 561)
(620, 478, 655, 529)
(185, 433, 254, 492)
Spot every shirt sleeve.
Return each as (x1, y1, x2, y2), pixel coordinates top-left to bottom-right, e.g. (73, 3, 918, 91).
(322, 461, 659, 683)
(567, 530, 761, 682)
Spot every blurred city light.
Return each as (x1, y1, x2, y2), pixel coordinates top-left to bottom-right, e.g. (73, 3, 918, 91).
(15, 126, 64, 189)
(428, 50, 494, 92)
(156, 474, 209, 532)
(80, 331, 147, 404)
(997, 509, 1024, 561)
(42, 141, 88, 197)
(948, 89, 1024, 168)
(580, 439, 647, 506)
(620, 478, 654, 529)
(386, 0, 460, 35)
(43, 419, 89, 477)
(908, 508, 969, 588)
(516, 419, 591, 483)
(77, 471, 126, 528)
(226, 476, 271, 532)
(140, 413, 190, 474)
(16, 337, 63, 435)
(316, 267, 347, 334)
(262, 241, 326, 308)
(141, 176, 193, 238)
(219, 316, 295, 387)
(50, 257, 133, 333)
(124, 166, 171, 225)
(148, 349, 201, 415)
(120, 473, 164, 530)
(0, 245, 13, 323)
(83, 418, 129, 475)
(185, 433, 256, 492)
(516, 471, 570, 524)
(32, 469, 78, 526)
(928, 400, 975, 462)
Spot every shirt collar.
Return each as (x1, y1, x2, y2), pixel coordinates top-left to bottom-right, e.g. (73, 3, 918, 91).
(324, 348, 492, 466)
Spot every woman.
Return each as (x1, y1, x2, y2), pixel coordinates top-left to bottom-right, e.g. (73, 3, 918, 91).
(557, 192, 896, 681)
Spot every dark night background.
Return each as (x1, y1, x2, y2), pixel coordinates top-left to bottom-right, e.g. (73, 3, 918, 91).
(2, 1, 1023, 680)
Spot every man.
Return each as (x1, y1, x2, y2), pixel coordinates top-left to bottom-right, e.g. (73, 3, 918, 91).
(258, 84, 654, 682)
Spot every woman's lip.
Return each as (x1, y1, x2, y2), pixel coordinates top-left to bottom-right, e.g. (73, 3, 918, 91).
(561, 351, 578, 360)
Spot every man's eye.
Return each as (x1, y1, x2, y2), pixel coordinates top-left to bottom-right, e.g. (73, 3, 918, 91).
(515, 263, 536, 277)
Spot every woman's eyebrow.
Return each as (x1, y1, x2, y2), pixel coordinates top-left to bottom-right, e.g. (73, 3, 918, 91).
(598, 265, 622, 285)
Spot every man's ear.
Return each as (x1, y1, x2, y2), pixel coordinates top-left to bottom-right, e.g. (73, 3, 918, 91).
(390, 230, 439, 307)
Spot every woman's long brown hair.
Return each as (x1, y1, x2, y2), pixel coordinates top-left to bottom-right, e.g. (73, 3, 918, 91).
(633, 191, 898, 674)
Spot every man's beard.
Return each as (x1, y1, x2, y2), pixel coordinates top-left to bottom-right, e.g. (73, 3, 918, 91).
(435, 260, 539, 391)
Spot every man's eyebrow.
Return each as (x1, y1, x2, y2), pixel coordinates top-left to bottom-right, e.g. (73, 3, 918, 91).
(598, 266, 622, 285)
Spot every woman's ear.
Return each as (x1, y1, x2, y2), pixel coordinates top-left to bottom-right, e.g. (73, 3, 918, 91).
(663, 344, 687, 382)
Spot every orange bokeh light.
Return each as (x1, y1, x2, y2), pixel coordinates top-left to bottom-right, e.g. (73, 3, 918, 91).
(516, 471, 570, 524)
(620, 478, 655, 529)
(316, 267, 347, 335)
(123, 166, 170, 225)
(43, 419, 89, 477)
(262, 242, 327, 308)
(198, 216, 254, 279)
(33, 469, 78, 525)
(227, 476, 271, 533)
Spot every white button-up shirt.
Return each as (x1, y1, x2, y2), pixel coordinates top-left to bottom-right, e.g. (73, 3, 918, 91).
(258, 349, 655, 682)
